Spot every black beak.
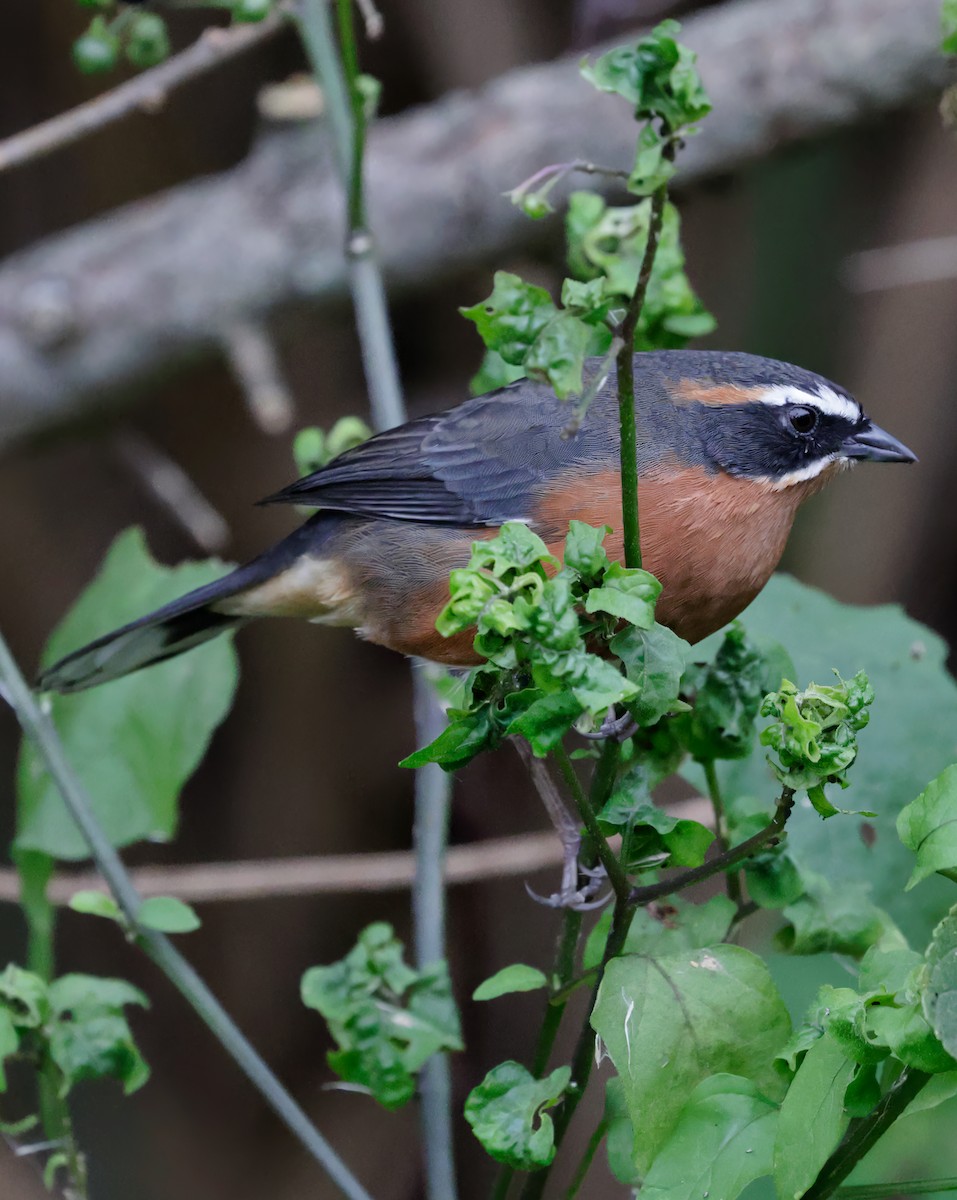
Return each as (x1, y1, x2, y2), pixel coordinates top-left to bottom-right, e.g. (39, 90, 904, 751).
(842, 421, 917, 464)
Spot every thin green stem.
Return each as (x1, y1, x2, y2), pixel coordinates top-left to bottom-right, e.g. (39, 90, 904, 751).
(490, 1168, 514, 1200)
(0, 631, 375, 1200)
(564, 1118, 608, 1200)
(837, 1178, 957, 1199)
(295, 7, 455, 1197)
(702, 758, 742, 906)
(803, 1069, 932, 1200)
(612, 148, 673, 569)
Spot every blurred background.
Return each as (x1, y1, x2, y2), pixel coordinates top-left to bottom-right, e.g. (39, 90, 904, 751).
(0, 0, 955, 1197)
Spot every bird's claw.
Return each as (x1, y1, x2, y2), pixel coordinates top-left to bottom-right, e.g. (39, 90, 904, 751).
(524, 865, 612, 912)
(580, 709, 638, 742)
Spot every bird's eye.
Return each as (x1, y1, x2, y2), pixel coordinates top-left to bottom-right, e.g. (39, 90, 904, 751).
(788, 405, 818, 435)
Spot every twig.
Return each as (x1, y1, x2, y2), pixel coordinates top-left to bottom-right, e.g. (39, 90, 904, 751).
(0, 630, 374, 1200)
(112, 431, 231, 552)
(836, 1178, 957, 1199)
(803, 1068, 932, 1200)
(221, 321, 296, 435)
(293, 5, 454, 1196)
(702, 757, 742, 906)
(0, 11, 291, 176)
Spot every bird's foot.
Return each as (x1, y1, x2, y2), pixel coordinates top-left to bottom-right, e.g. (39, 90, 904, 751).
(581, 709, 638, 742)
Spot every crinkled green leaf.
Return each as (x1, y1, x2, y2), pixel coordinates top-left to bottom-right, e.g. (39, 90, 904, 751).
(20, 529, 239, 859)
(580, 20, 712, 129)
(0, 964, 48, 1029)
(460, 272, 557, 366)
(470, 348, 526, 395)
(563, 520, 611, 581)
(866, 1002, 955, 1073)
(703, 576, 957, 947)
(584, 563, 660, 627)
(629, 123, 677, 195)
(744, 850, 805, 910)
(473, 965, 548, 1001)
(859, 945, 923, 998)
(773, 1033, 855, 1200)
(506, 692, 583, 757)
(301, 923, 462, 1110)
(464, 1061, 570, 1170)
(591, 945, 790, 1171)
(898, 765, 957, 889)
(137, 896, 201, 934)
(612, 622, 690, 726)
(47, 974, 150, 1096)
(524, 311, 594, 399)
(566, 194, 714, 349)
(680, 624, 774, 762)
(640, 1075, 777, 1200)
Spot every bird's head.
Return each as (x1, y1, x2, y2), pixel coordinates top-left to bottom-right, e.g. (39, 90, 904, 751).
(652, 351, 916, 490)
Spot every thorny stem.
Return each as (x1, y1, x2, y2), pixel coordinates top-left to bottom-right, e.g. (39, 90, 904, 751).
(702, 757, 743, 906)
(612, 140, 676, 569)
(0, 632, 375, 1200)
(802, 1069, 932, 1200)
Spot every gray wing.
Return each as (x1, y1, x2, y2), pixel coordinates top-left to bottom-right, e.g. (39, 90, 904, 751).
(259, 377, 619, 525)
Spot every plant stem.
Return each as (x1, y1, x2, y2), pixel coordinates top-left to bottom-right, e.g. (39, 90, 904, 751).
(0, 631, 375, 1200)
(803, 1069, 932, 1200)
(837, 1178, 957, 1199)
(564, 1117, 608, 1200)
(702, 758, 742, 906)
(612, 147, 674, 569)
(295, 6, 457, 1197)
(551, 746, 629, 902)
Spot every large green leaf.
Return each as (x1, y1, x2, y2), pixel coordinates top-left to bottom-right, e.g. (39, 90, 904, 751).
(18, 528, 239, 859)
(591, 945, 790, 1172)
(640, 1075, 777, 1200)
(697, 575, 957, 943)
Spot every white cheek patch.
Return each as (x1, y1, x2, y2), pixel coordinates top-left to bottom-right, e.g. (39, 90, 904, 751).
(759, 454, 856, 490)
(759, 384, 861, 423)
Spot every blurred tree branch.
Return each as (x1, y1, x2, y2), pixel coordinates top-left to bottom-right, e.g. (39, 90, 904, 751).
(0, 0, 949, 449)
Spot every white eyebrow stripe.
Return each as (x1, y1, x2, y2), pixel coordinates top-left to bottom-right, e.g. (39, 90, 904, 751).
(758, 383, 861, 422)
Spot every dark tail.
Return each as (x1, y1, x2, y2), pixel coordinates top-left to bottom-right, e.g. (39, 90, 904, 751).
(38, 514, 334, 694)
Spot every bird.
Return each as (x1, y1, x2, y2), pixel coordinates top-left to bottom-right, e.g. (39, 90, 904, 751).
(38, 350, 916, 695)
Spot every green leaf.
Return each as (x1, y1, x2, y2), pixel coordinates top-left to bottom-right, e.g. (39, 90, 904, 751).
(460, 272, 557, 366)
(604, 1076, 641, 1185)
(469, 348, 526, 395)
(524, 311, 594, 399)
(473, 965, 548, 1001)
(612, 622, 690, 726)
(68, 891, 121, 922)
(584, 893, 736, 971)
(301, 923, 462, 1110)
(565, 195, 714, 350)
(599, 785, 713, 868)
(0, 1009, 20, 1092)
(640, 1075, 777, 1200)
(563, 521, 611, 581)
(137, 896, 201, 934)
(47, 974, 150, 1095)
(125, 12, 170, 69)
(20, 529, 239, 859)
(506, 692, 583, 757)
(591, 945, 790, 1171)
(774, 1033, 855, 1200)
(629, 123, 677, 195)
(944, 0, 957, 53)
(584, 563, 661, 627)
(898, 765, 957, 890)
(580, 21, 712, 130)
(400, 707, 496, 772)
(680, 624, 775, 761)
(464, 1061, 570, 1170)
(923, 907, 957, 1061)
(866, 1002, 954, 1073)
(778, 877, 892, 958)
(0, 964, 48, 1028)
(702, 575, 957, 947)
